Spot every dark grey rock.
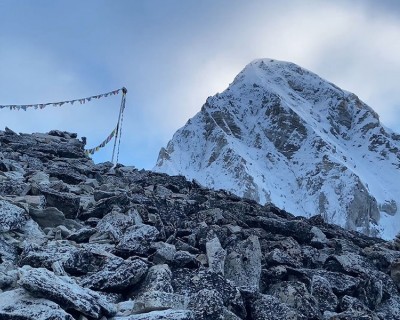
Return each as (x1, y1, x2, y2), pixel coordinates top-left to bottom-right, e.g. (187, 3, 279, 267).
(0, 237, 19, 264)
(0, 180, 30, 196)
(116, 224, 159, 256)
(64, 249, 108, 276)
(95, 210, 135, 242)
(311, 275, 338, 313)
(206, 236, 226, 274)
(0, 199, 28, 232)
(287, 268, 361, 296)
(136, 264, 173, 294)
(172, 268, 246, 318)
(375, 296, 400, 320)
(225, 235, 261, 290)
(0, 288, 74, 320)
(0, 269, 18, 289)
(80, 193, 130, 220)
(340, 295, 373, 314)
(81, 257, 148, 292)
(29, 206, 82, 230)
(19, 266, 116, 318)
(19, 240, 78, 269)
(32, 185, 80, 219)
(134, 291, 186, 314)
(151, 242, 176, 264)
(111, 309, 195, 319)
(269, 281, 321, 319)
(188, 288, 224, 320)
(66, 227, 97, 243)
(246, 292, 299, 320)
(172, 250, 199, 268)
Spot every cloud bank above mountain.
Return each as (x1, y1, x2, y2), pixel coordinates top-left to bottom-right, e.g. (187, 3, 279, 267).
(0, 0, 399, 168)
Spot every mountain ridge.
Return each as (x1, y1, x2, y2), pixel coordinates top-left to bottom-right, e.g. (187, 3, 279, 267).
(155, 58, 400, 239)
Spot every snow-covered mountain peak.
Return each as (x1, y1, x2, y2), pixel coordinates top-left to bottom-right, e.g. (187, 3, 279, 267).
(155, 59, 400, 239)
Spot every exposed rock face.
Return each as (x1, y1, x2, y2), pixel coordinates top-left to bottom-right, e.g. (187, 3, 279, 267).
(1, 129, 400, 319)
(154, 59, 400, 239)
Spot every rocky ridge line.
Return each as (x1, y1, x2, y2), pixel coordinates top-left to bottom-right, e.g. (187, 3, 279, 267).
(1, 127, 400, 319)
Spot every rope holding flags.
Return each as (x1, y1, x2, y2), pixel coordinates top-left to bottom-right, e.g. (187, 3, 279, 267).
(112, 87, 127, 164)
(84, 126, 118, 156)
(85, 87, 127, 163)
(0, 88, 124, 111)
(1, 86, 128, 162)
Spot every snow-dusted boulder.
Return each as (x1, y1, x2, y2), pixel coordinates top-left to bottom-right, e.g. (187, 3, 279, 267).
(0, 199, 28, 232)
(81, 256, 148, 292)
(0, 288, 74, 320)
(18, 266, 116, 318)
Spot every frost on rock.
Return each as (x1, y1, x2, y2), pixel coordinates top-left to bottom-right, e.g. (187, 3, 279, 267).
(19, 266, 116, 318)
(81, 256, 148, 292)
(0, 199, 28, 232)
(224, 235, 262, 290)
(0, 288, 74, 320)
(112, 309, 195, 320)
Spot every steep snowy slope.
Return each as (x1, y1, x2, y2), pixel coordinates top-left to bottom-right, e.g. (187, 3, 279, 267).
(154, 59, 400, 239)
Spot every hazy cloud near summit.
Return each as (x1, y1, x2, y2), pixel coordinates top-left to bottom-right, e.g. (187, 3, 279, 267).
(0, 1, 399, 168)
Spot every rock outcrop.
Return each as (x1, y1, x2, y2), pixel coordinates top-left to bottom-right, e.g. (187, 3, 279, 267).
(1, 128, 400, 319)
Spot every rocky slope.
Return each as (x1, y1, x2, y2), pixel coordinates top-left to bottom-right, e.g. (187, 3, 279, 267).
(2, 128, 400, 319)
(154, 59, 400, 239)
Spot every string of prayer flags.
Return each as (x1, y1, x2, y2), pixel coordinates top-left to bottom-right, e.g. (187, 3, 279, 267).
(0, 88, 123, 111)
(84, 126, 118, 156)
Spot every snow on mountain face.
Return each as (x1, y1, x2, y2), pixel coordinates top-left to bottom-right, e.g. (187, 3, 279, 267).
(154, 59, 400, 239)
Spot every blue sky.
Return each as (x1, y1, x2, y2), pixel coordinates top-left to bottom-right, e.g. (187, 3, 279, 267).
(1, 0, 399, 169)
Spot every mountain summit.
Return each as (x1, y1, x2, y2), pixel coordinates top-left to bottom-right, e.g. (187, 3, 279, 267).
(155, 59, 400, 239)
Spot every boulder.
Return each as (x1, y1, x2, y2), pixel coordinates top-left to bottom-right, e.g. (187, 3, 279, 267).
(116, 224, 160, 256)
(11, 195, 46, 209)
(32, 186, 80, 219)
(188, 289, 224, 320)
(246, 293, 299, 320)
(172, 268, 246, 318)
(151, 242, 177, 264)
(0, 237, 19, 264)
(81, 257, 148, 292)
(64, 248, 108, 276)
(390, 258, 400, 289)
(172, 250, 199, 268)
(269, 281, 321, 319)
(19, 266, 116, 318)
(134, 291, 186, 313)
(225, 235, 262, 290)
(0, 288, 74, 320)
(138, 264, 173, 293)
(29, 206, 82, 230)
(19, 239, 79, 269)
(375, 296, 400, 320)
(80, 193, 130, 219)
(66, 227, 97, 243)
(111, 309, 195, 320)
(0, 199, 28, 232)
(95, 210, 135, 242)
(311, 275, 338, 313)
(206, 236, 226, 275)
(0, 268, 18, 290)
